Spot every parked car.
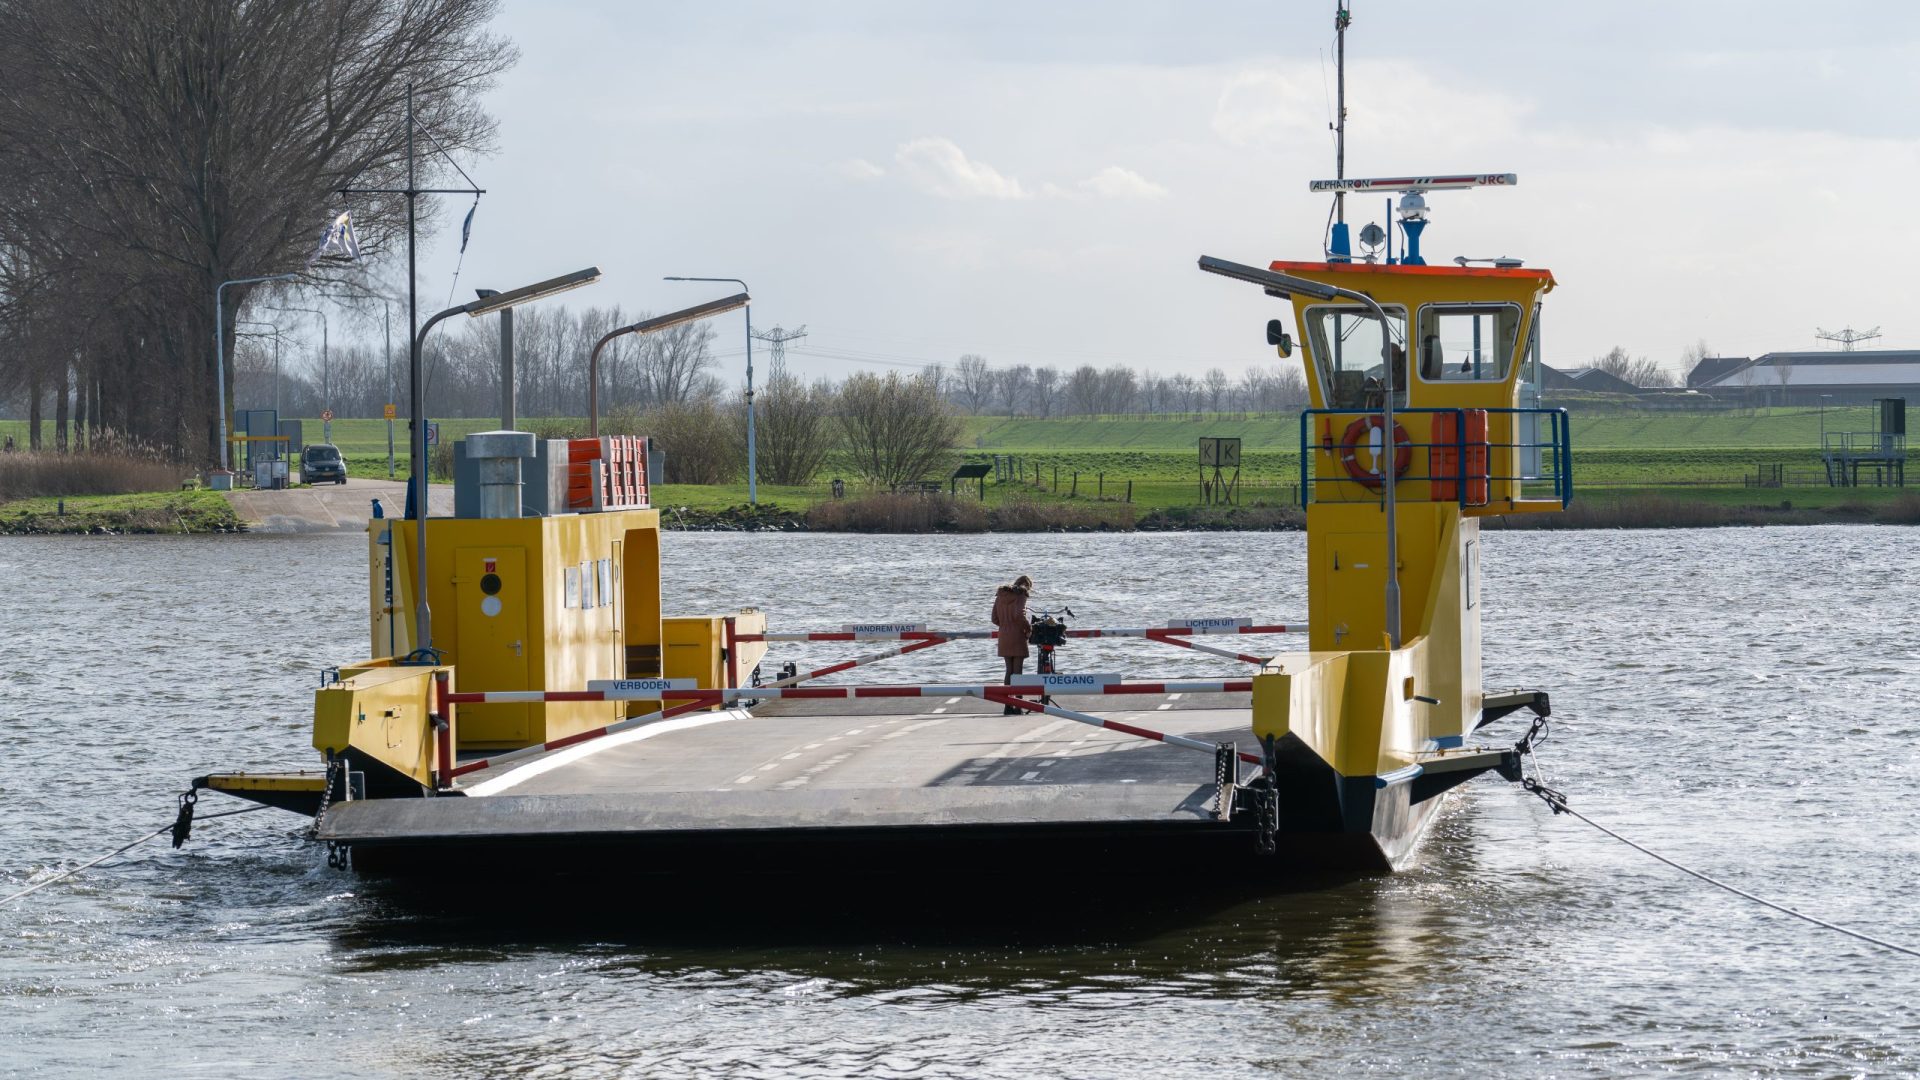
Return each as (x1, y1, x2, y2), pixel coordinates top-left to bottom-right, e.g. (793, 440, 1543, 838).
(302, 443, 347, 485)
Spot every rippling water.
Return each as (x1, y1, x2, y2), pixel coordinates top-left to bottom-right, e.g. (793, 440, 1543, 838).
(3, 527, 1917, 1077)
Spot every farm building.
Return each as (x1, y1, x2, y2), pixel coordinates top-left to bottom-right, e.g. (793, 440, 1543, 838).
(1691, 350, 1920, 406)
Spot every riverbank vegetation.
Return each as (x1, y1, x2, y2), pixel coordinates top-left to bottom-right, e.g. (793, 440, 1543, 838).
(0, 491, 238, 535)
(0, 449, 189, 501)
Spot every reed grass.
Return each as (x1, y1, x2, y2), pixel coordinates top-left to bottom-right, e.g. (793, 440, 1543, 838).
(0, 451, 187, 501)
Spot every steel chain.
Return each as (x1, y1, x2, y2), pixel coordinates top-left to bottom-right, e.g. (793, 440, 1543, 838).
(307, 753, 339, 841)
(1256, 786, 1279, 855)
(1212, 743, 1232, 818)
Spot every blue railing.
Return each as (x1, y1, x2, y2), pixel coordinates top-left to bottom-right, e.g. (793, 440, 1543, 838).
(1298, 407, 1572, 509)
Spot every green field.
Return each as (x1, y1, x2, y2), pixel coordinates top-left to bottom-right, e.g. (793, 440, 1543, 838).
(0, 405, 1891, 497)
(961, 405, 1882, 451)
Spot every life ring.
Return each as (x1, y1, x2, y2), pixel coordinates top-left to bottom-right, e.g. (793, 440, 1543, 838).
(1339, 415, 1413, 489)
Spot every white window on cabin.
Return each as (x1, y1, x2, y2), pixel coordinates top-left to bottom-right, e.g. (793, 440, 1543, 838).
(1415, 304, 1522, 383)
(1305, 304, 1409, 410)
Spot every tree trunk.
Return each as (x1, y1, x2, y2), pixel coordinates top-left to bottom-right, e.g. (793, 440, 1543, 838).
(27, 370, 41, 450)
(77, 372, 90, 452)
(54, 362, 70, 453)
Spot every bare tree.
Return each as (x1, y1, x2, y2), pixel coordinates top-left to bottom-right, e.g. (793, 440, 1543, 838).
(1031, 366, 1060, 418)
(644, 400, 739, 484)
(997, 364, 1032, 416)
(1681, 339, 1715, 386)
(0, 0, 515, 461)
(751, 357, 836, 485)
(1064, 365, 1101, 415)
(1203, 368, 1230, 412)
(1098, 365, 1138, 413)
(1772, 356, 1794, 406)
(1593, 346, 1673, 388)
(1169, 373, 1199, 414)
(952, 354, 995, 414)
(835, 371, 962, 488)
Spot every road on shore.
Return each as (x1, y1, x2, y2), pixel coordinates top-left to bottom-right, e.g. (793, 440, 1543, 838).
(224, 476, 451, 533)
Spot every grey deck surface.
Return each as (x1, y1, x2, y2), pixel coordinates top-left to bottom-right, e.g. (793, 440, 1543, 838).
(318, 692, 1255, 843)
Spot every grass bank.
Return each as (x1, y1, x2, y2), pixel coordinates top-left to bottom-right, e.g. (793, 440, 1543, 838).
(0, 491, 241, 535)
(1485, 488, 1920, 529)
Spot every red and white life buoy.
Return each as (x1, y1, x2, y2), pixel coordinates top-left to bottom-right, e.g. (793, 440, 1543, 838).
(1338, 415, 1412, 489)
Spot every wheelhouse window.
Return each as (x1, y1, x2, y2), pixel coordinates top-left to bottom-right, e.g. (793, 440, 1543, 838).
(1415, 303, 1522, 383)
(1305, 304, 1409, 409)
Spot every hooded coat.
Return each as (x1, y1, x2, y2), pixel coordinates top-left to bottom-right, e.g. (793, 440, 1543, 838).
(991, 584, 1031, 659)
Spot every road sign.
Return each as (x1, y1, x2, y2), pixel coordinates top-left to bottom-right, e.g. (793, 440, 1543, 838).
(320, 408, 334, 422)
(1199, 437, 1241, 468)
(425, 421, 440, 446)
(383, 403, 396, 420)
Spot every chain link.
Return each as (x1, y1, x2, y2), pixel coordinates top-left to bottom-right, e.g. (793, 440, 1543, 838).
(307, 753, 339, 841)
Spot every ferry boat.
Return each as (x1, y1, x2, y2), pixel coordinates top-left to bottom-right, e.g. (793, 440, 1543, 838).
(190, 14, 1570, 879)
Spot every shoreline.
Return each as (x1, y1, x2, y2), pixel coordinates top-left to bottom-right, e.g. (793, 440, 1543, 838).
(659, 492, 1920, 532)
(6, 490, 1914, 537)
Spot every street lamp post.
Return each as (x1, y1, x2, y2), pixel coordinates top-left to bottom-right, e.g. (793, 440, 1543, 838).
(665, 275, 755, 502)
(236, 320, 285, 471)
(1820, 393, 1834, 448)
(214, 272, 298, 469)
(271, 306, 330, 439)
(406, 267, 601, 655)
(588, 293, 751, 437)
(1196, 255, 1405, 647)
(474, 288, 516, 429)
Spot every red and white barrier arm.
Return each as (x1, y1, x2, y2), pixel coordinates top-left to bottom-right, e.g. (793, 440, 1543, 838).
(765, 636, 952, 688)
(447, 699, 710, 779)
(981, 687, 1265, 766)
(1143, 630, 1270, 666)
(445, 679, 1255, 706)
(738, 622, 1303, 643)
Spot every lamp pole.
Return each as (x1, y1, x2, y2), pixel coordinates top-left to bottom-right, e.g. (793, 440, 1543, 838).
(1196, 255, 1404, 647)
(588, 293, 752, 437)
(236, 320, 285, 468)
(407, 267, 602, 654)
(474, 288, 515, 428)
(1820, 393, 1833, 447)
(271, 306, 330, 440)
(665, 275, 754, 502)
(214, 272, 298, 469)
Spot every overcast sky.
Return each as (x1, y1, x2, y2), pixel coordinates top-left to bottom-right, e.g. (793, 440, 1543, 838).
(379, 0, 1920, 385)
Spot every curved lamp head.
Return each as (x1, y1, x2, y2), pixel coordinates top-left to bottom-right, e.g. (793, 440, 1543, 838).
(465, 266, 601, 317)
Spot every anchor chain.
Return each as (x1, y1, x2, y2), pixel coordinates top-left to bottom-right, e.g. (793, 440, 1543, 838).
(307, 752, 340, 841)
(1212, 741, 1235, 818)
(1255, 785, 1280, 854)
(169, 790, 197, 849)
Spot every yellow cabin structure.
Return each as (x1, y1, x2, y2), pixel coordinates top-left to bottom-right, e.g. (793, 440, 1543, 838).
(1202, 255, 1568, 863)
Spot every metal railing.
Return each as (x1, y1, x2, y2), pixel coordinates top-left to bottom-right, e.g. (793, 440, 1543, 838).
(1298, 407, 1572, 509)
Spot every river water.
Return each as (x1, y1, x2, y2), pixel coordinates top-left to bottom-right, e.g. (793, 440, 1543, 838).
(2, 527, 1917, 1077)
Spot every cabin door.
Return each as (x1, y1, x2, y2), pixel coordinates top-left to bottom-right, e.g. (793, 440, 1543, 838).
(454, 546, 531, 744)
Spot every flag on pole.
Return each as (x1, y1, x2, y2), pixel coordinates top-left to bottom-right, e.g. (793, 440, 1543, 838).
(308, 211, 363, 264)
(460, 201, 476, 254)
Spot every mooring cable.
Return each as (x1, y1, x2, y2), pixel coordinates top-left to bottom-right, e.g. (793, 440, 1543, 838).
(0, 804, 270, 908)
(1521, 777, 1920, 960)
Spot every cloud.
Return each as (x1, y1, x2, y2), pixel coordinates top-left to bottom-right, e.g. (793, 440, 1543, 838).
(1077, 166, 1168, 199)
(1211, 62, 1528, 154)
(833, 157, 886, 181)
(893, 137, 1030, 199)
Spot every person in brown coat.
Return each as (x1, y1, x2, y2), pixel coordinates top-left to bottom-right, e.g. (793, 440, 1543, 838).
(991, 575, 1033, 715)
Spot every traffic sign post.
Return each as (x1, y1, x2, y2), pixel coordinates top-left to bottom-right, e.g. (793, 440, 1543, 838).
(320, 408, 333, 443)
(384, 404, 397, 477)
(425, 421, 440, 446)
